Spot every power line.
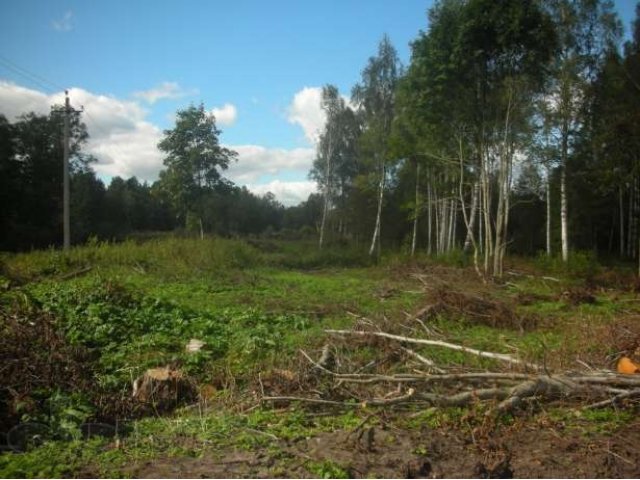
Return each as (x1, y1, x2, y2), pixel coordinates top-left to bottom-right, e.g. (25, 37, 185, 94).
(0, 55, 148, 182)
(0, 54, 65, 93)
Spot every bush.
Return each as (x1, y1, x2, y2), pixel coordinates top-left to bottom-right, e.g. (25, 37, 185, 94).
(534, 250, 600, 278)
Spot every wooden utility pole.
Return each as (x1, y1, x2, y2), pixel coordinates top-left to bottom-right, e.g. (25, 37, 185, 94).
(63, 90, 70, 251)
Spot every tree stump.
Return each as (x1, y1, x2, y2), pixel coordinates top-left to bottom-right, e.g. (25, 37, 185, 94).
(132, 367, 193, 411)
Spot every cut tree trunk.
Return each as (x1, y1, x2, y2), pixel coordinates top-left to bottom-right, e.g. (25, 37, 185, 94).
(132, 367, 194, 411)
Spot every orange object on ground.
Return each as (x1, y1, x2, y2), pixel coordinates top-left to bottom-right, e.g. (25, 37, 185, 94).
(617, 356, 640, 374)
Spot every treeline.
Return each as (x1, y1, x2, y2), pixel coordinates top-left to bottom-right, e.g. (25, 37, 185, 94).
(0, 109, 320, 251)
(2, 0, 639, 271)
(311, 0, 640, 276)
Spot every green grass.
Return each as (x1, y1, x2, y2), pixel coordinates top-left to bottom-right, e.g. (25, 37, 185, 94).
(305, 460, 351, 479)
(0, 407, 372, 478)
(1, 236, 638, 477)
(547, 407, 634, 435)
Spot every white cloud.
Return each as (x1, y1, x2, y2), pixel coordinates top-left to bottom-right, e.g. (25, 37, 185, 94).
(210, 103, 237, 127)
(0, 81, 163, 181)
(52, 11, 73, 32)
(286, 86, 354, 146)
(287, 86, 325, 144)
(246, 180, 317, 207)
(0, 81, 317, 205)
(133, 82, 197, 104)
(0, 81, 50, 117)
(226, 145, 315, 183)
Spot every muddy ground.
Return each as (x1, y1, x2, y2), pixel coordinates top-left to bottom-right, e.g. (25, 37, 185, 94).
(108, 417, 640, 479)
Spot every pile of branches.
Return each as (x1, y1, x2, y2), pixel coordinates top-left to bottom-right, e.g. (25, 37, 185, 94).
(261, 319, 640, 415)
(0, 299, 140, 428)
(411, 273, 537, 331)
(0, 301, 94, 430)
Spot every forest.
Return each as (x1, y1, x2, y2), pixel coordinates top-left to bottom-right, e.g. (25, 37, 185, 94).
(2, 0, 640, 478)
(1, 1, 638, 278)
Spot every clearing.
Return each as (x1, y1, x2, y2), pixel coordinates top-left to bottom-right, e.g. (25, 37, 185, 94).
(1, 237, 639, 478)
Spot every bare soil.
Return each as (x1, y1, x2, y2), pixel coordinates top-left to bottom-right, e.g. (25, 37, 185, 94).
(114, 419, 640, 479)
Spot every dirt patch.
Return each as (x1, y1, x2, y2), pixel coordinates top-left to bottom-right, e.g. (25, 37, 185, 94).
(115, 419, 640, 478)
(505, 420, 640, 478)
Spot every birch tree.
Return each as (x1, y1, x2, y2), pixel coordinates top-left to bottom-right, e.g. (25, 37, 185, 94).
(352, 35, 401, 257)
(542, 0, 621, 262)
(316, 85, 343, 249)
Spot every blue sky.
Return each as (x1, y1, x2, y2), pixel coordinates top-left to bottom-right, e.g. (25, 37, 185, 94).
(0, 0, 637, 205)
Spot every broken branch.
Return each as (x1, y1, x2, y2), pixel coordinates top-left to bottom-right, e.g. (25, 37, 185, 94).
(325, 329, 539, 370)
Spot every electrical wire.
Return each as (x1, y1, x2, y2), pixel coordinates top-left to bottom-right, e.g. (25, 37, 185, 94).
(0, 54, 64, 93)
(0, 54, 133, 167)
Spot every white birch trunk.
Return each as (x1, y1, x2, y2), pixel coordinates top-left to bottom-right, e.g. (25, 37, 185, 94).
(481, 150, 493, 274)
(448, 197, 456, 252)
(546, 172, 552, 257)
(560, 115, 569, 263)
(451, 197, 457, 251)
(319, 190, 330, 249)
(439, 194, 448, 254)
(458, 138, 482, 278)
(368, 160, 385, 257)
(463, 181, 479, 252)
(411, 161, 420, 256)
(427, 178, 433, 256)
(560, 166, 568, 262)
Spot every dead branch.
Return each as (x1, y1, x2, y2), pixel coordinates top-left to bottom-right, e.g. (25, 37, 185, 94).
(59, 266, 92, 280)
(568, 375, 640, 387)
(505, 270, 560, 282)
(400, 347, 446, 374)
(494, 377, 572, 414)
(420, 387, 510, 407)
(262, 396, 353, 407)
(583, 388, 640, 410)
(365, 388, 417, 406)
(325, 329, 540, 370)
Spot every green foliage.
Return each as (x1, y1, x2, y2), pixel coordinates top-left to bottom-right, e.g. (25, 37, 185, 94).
(306, 460, 351, 479)
(0, 438, 113, 478)
(26, 277, 313, 386)
(548, 408, 633, 435)
(0, 110, 93, 251)
(267, 244, 372, 269)
(534, 250, 600, 278)
(20, 390, 95, 441)
(3, 236, 263, 281)
(434, 249, 469, 268)
(157, 104, 237, 226)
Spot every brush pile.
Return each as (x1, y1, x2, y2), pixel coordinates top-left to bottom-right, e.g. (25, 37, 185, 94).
(261, 309, 640, 415)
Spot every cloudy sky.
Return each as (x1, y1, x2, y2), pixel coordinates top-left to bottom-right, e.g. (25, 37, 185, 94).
(0, 1, 636, 205)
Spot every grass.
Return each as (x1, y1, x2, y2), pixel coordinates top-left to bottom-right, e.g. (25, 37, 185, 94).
(547, 407, 634, 435)
(0, 406, 372, 478)
(1, 236, 638, 477)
